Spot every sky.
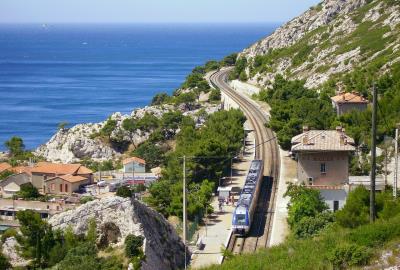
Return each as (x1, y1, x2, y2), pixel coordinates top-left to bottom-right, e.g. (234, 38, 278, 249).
(0, 0, 321, 24)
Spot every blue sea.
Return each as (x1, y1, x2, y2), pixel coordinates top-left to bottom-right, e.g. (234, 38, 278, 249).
(0, 23, 277, 150)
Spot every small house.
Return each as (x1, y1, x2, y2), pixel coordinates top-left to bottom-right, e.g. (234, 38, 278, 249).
(30, 162, 93, 192)
(45, 174, 91, 195)
(123, 157, 146, 173)
(0, 172, 30, 198)
(331, 91, 368, 116)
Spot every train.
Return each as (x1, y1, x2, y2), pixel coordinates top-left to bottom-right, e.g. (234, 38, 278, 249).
(232, 160, 264, 235)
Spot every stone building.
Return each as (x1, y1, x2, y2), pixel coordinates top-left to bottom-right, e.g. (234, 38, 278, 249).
(291, 127, 355, 186)
(30, 162, 93, 193)
(331, 91, 368, 116)
(45, 174, 91, 195)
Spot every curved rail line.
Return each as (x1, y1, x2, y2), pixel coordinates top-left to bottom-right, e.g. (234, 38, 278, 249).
(210, 68, 280, 256)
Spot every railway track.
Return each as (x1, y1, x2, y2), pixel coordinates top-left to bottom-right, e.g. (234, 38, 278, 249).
(210, 68, 280, 255)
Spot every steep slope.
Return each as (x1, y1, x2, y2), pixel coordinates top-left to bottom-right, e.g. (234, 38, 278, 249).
(239, 0, 400, 89)
(49, 197, 187, 270)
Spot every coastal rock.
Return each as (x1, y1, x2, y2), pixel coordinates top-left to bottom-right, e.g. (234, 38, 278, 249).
(35, 122, 118, 163)
(35, 102, 220, 163)
(49, 196, 187, 270)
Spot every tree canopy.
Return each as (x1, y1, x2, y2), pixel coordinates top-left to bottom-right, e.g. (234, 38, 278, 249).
(146, 109, 245, 219)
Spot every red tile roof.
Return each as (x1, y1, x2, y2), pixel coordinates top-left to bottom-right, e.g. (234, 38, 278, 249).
(31, 162, 92, 175)
(331, 92, 368, 104)
(46, 174, 87, 183)
(11, 166, 33, 176)
(0, 162, 12, 173)
(123, 157, 146, 165)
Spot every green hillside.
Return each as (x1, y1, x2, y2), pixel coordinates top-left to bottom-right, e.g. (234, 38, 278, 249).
(203, 0, 400, 269)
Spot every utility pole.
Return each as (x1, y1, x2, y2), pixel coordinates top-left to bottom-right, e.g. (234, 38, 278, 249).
(370, 84, 377, 222)
(183, 156, 187, 270)
(394, 126, 399, 198)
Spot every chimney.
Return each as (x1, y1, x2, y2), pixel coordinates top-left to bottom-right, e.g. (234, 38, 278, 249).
(303, 126, 309, 133)
(340, 135, 347, 145)
(302, 135, 309, 145)
(336, 126, 342, 132)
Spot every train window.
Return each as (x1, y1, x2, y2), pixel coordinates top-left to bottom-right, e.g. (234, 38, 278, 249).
(235, 214, 246, 225)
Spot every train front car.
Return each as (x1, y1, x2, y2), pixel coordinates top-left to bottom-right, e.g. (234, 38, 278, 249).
(232, 203, 250, 235)
(232, 160, 263, 235)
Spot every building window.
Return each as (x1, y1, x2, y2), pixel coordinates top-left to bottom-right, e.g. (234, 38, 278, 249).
(320, 163, 326, 174)
(333, 201, 339, 212)
(308, 177, 313, 186)
(60, 184, 63, 192)
(51, 183, 55, 191)
(65, 184, 68, 193)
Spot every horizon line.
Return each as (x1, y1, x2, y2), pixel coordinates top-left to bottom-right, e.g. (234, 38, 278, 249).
(0, 21, 283, 25)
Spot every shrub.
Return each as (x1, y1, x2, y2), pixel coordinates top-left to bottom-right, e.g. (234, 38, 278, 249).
(348, 216, 400, 247)
(132, 142, 165, 170)
(1, 228, 18, 243)
(80, 196, 95, 204)
(151, 92, 170, 105)
(0, 253, 11, 270)
(17, 183, 40, 199)
(221, 53, 237, 66)
(328, 243, 370, 268)
(293, 212, 335, 239)
(209, 89, 221, 102)
(335, 186, 369, 228)
(100, 118, 117, 139)
(0, 170, 13, 181)
(124, 234, 144, 258)
(285, 183, 328, 228)
(116, 186, 132, 198)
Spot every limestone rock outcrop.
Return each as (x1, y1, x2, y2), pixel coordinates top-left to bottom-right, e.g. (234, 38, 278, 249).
(49, 196, 188, 270)
(35, 103, 220, 163)
(1, 237, 30, 268)
(240, 0, 400, 88)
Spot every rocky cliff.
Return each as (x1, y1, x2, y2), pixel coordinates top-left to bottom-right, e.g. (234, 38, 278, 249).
(35, 103, 219, 163)
(240, 0, 400, 88)
(49, 197, 188, 270)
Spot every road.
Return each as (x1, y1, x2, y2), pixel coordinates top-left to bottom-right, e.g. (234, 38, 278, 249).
(209, 68, 280, 253)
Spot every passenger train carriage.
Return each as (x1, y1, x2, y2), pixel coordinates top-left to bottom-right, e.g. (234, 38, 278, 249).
(232, 160, 264, 235)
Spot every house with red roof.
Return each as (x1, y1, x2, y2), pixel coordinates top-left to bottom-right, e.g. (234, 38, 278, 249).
(0, 162, 12, 174)
(30, 162, 93, 193)
(331, 91, 369, 115)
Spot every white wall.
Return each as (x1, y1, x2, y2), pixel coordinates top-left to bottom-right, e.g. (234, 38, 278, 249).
(319, 189, 348, 211)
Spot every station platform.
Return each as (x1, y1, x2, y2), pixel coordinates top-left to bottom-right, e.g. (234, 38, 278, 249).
(190, 131, 255, 269)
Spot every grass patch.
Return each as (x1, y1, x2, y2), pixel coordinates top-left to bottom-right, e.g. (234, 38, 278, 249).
(201, 215, 400, 270)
